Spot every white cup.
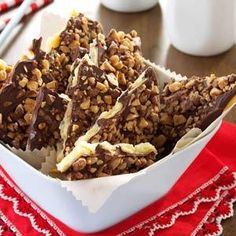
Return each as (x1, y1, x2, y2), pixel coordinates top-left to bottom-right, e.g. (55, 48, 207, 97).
(166, 0, 235, 56)
(101, 0, 159, 13)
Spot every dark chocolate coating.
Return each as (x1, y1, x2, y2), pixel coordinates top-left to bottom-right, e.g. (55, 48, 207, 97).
(90, 67, 160, 145)
(64, 59, 121, 154)
(0, 84, 26, 116)
(27, 87, 68, 150)
(199, 86, 236, 130)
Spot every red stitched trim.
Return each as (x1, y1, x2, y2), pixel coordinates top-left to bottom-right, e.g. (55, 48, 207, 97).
(119, 169, 236, 235)
(0, 164, 235, 236)
(0, 168, 65, 236)
(0, 210, 21, 236)
(192, 187, 236, 236)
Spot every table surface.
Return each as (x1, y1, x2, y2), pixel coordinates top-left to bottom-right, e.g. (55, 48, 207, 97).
(1, 0, 235, 234)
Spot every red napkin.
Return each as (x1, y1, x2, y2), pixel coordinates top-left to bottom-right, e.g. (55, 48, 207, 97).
(0, 121, 235, 236)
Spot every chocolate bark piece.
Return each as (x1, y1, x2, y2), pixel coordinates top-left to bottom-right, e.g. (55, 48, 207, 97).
(57, 141, 157, 180)
(58, 13, 103, 54)
(27, 87, 69, 151)
(77, 67, 160, 146)
(0, 81, 40, 150)
(90, 30, 145, 90)
(0, 39, 55, 150)
(46, 47, 88, 94)
(158, 74, 236, 154)
(0, 59, 12, 90)
(47, 12, 103, 93)
(61, 56, 122, 156)
(10, 38, 55, 89)
(0, 83, 30, 149)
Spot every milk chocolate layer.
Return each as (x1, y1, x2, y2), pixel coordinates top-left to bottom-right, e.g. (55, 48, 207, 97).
(27, 87, 69, 151)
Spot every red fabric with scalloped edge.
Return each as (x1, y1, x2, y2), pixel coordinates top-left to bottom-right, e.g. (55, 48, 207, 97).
(0, 121, 235, 236)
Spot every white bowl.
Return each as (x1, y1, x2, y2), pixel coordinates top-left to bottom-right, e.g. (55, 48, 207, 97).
(0, 121, 221, 233)
(101, 0, 159, 13)
(0, 12, 226, 233)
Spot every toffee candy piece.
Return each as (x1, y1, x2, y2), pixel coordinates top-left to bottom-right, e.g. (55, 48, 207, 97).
(47, 12, 103, 93)
(60, 56, 122, 156)
(27, 87, 69, 151)
(76, 67, 160, 146)
(0, 39, 56, 150)
(48, 12, 103, 54)
(57, 141, 157, 180)
(0, 83, 30, 150)
(10, 38, 56, 90)
(158, 74, 236, 152)
(90, 30, 145, 90)
(46, 47, 88, 94)
(0, 59, 12, 90)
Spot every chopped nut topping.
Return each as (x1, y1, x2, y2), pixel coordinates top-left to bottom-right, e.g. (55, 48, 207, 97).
(32, 68, 42, 80)
(80, 99, 90, 110)
(61, 58, 122, 156)
(157, 74, 236, 157)
(24, 113, 32, 125)
(104, 95, 112, 105)
(27, 87, 68, 150)
(0, 60, 12, 89)
(168, 81, 182, 93)
(96, 81, 108, 92)
(139, 117, 149, 128)
(46, 80, 57, 90)
(19, 77, 28, 88)
(46, 13, 103, 93)
(0, 70, 7, 82)
(38, 122, 46, 130)
(210, 87, 222, 97)
(173, 114, 187, 126)
(91, 29, 145, 90)
(27, 81, 39, 91)
(78, 67, 160, 147)
(58, 141, 157, 180)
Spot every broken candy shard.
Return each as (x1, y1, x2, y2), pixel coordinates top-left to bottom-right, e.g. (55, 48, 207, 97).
(46, 12, 103, 93)
(57, 141, 157, 180)
(158, 74, 236, 154)
(9, 38, 56, 92)
(47, 12, 103, 54)
(0, 83, 29, 149)
(0, 71, 37, 150)
(89, 30, 145, 90)
(76, 67, 160, 146)
(0, 38, 57, 150)
(198, 88, 236, 130)
(27, 87, 69, 151)
(0, 83, 26, 116)
(60, 56, 122, 156)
